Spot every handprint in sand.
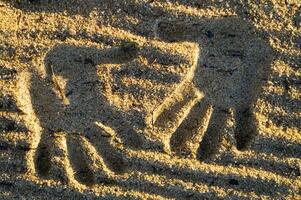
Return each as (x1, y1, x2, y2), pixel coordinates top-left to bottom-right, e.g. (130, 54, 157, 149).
(153, 17, 273, 160)
(29, 42, 146, 185)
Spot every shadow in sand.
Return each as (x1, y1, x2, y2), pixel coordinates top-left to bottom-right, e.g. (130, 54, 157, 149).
(29, 42, 165, 184)
(250, 136, 301, 159)
(266, 87, 301, 113)
(268, 112, 301, 130)
(215, 152, 301, 178)
(0, 178, 132, 200)
(2, 175, 250, 200)
(0, 95, 22, 113)
(153, 16, 274, 161)
(0, 66, 17, 81)
(105, 177, 224, 200)
(0, 117, 28, 133)
(125, 156, 292, 197)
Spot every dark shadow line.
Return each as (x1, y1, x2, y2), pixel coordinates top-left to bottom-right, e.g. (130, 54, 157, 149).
(127, 156, 291, 196)
(0, 95, 22, 113)
(112, 83, 168, 100)
(215, 153, 301, 178)
(250, 136, 301, 159)
(264, 93, 301, 114)
(1, 173, 248, 200)
(111, 66, 181, 85)
(267, 112, 301, 130)
(142, 45, 191, 66)
(0, 66, 17, 80)
(0, 177, 133, 200)
(0, 117, 28, 133)
(106, 176, 222, 200)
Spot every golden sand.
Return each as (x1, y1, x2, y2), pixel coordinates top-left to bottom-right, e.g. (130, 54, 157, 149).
(0, 0, 300, 199)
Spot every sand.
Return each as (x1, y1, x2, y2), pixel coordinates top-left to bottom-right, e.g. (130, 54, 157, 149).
(0, 0, 300, 199)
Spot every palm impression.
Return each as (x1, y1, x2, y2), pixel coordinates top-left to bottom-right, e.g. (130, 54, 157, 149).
(153, 17, 273, 160)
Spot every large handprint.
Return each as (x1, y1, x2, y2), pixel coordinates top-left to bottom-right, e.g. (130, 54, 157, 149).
(30, 42, 146, 185)
(153, 17, 273, 160)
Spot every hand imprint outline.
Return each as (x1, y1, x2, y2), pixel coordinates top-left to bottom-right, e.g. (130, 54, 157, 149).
(30, 42, 146, 185)
(153, 17, 273, 160)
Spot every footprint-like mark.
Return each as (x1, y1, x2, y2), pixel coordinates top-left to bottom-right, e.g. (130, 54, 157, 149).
(154, 17, 273, 160)
(30, 42, 146, 184)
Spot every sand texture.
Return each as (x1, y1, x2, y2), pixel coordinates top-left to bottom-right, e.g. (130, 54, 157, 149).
(0, 0, 301, 199)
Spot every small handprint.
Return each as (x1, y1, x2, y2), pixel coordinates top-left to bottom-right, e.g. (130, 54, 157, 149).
(30, 42, 147, 184)
(153, 17, 273, 160)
